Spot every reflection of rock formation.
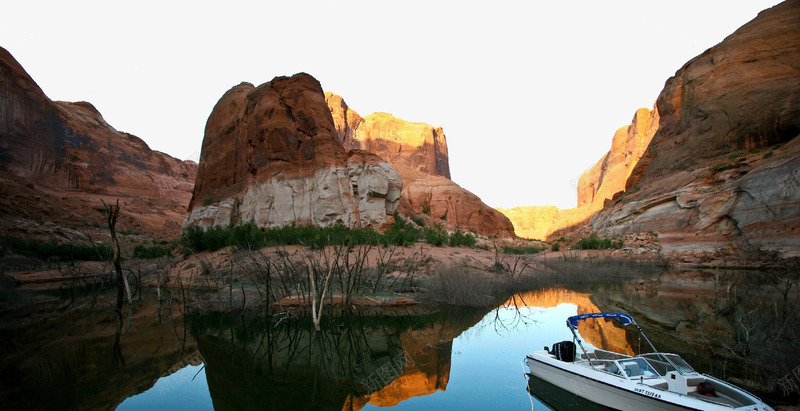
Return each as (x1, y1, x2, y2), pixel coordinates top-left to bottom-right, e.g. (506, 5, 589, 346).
(191, 306, 486, 411)
(503, 288, 633, 355)
(345, 307, 486, 410)
(195, 311, 405, 411)
(0, 296, 198, 410)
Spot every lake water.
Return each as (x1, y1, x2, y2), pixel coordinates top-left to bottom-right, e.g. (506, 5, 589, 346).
(1, 270, 792, 410)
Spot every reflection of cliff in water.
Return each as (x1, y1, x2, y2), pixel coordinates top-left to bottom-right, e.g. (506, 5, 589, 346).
(0, 292, 198, 410)
(503, 288, 634, 355)
(190, 306, 487, 411)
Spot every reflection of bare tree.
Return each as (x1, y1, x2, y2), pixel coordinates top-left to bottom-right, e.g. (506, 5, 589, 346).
(111, 284, 126, 371)
(192, 309, 407, 410)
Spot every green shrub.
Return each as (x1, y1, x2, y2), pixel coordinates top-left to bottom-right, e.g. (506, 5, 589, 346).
(501, 245, 545, 255)
(764, 151, 774, 159)
(133, 243, 173, 259)
(710, 161, 732, 172)
(423, 226, 448, 247)
(449, 230, 477, 247)
(179, 219, 416, 253)
(551, 242, 560, 252)
(410, 215, 425, 227)
(573, 234, 623, 250)
(381, 216, 420, 247)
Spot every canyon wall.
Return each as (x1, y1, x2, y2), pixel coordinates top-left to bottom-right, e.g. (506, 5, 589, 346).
(0, 46, 197, 241)
(501, 0, 800, 257)
(592, 0, 800, 256)
(184, 74, 402, 230)
(498, 106, 657, 240)
(325, 92, 515, 237)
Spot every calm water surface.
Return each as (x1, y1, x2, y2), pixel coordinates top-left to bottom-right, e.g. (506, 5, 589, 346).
(113, 290, 621, 410)
(2, 270, 789, 410)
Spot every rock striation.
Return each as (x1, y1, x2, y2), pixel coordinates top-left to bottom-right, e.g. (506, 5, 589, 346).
(185, 74, 402, 230)
(0, 46, 197, 241)
(325, 92, 515, 237)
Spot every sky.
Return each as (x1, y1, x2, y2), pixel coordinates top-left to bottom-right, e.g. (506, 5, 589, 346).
(2, 0, 782, 209)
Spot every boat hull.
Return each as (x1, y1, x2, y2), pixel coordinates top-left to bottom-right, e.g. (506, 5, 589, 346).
(526, 352, 765, 411)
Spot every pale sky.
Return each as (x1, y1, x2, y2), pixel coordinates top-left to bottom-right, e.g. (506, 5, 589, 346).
(2, 0, 781, 209)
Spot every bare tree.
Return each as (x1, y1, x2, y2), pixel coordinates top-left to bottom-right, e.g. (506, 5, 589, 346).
(102, 199, 132, 304)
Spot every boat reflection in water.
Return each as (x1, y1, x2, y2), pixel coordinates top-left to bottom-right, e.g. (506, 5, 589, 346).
(526, 373, 614, 411)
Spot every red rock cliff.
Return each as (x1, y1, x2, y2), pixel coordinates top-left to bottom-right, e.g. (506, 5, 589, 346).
(325, 92, 515, 237)
(498, 107, 657, 240)
(501, 0, 800, 257)
(0, 46, 197, 241)
(592, 0, 800, 256)
(185, 74, 402, 230)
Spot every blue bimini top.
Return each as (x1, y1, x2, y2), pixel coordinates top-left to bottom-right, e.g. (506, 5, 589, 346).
(567, 312, 634, 329)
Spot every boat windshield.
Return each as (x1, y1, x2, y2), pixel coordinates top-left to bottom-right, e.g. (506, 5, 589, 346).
(639, 353, 695, 375)
(617, 358, 659, 379)
(664, 354, 695, 374)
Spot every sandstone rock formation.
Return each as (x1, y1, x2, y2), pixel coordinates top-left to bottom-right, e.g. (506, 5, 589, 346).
(185, 74, 402, 230)
(0, 47, 197, 241)
(498, 106, 657, 240)
(325, 92, 515, 237)
(501, 0, 800, 259)
(592, 0, 800, 256)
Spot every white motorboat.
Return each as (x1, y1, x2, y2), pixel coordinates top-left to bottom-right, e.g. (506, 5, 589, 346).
(525, 312, 774, 411)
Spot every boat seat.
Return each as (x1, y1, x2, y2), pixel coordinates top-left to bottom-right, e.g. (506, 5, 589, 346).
(685, 377, 706, 391)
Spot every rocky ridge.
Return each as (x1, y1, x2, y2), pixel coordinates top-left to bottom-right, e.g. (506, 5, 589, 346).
(325, 92, 515, 237)
(184, 74, 402, 230)
(0, 46, 197, 242)
(498, 106, 657, 240)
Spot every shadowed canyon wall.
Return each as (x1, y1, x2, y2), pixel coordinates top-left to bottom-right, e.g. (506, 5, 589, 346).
(0, 47, 197, 241)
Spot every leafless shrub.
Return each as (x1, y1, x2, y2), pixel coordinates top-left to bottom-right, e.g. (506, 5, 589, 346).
(420, 264, 498, 306)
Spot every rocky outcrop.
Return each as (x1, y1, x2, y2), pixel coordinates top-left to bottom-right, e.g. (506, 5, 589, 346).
(0, 47, 197, 241)
(325, 92, 515, 237)
(495, 206, 564, 240)
(592, 0, 800, 257)
(185, 74, 402, 230)
(501, 0, 800, 258)
(578, 107, 659, 211)
(498, 107, 657, 240)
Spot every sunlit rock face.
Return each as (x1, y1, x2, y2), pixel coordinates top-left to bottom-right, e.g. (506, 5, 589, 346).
(325, 92, 515, 237)
(503, 289, 634, 356)
(497, 108, 657, 240)
(501, 0, 800, 255)
(0, 46, 197, 240)
(185, 74, 402, 230)
(578, 108, 659, 211)
(592, 0, 800, 256)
